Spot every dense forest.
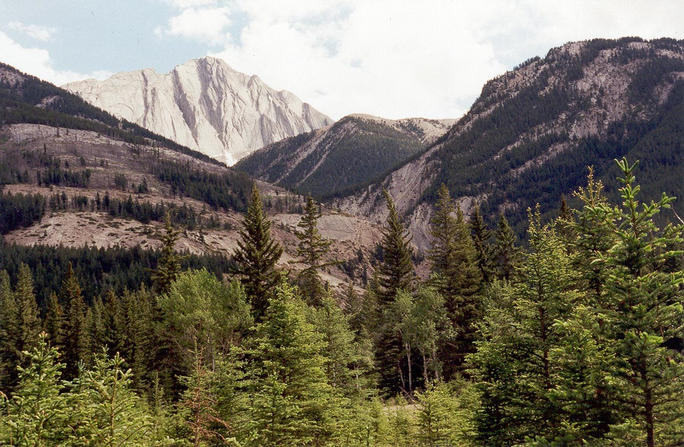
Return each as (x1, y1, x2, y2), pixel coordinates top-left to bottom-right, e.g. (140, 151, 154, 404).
(235, 115, 430, 199)
(0, 158, 681, 446)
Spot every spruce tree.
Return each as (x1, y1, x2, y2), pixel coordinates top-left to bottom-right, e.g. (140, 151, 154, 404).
(14, 263, 41, 358)
(0, 334, 69, 446)
(43, 292, 66, 353)
(377, 189, 414, 304)
(243, 282, 334, 446)
(375, 189, 415, 394)
(429, 185, 482, 376)
(590, 159, 683, 447)
(152, 212, 184, 295)
(60, 263, 86, 380)
(470, 203, 494, 283)
(294, 195, 334, 305)
(232, 185, 283, 319)
(470, 209, 581, 445)
(0, 269, 20, 389)
(492, 212, 521, 281)
(70, 352, 154, 446)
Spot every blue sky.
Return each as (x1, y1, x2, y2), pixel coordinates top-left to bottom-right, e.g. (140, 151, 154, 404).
(1, 0, 683, 120)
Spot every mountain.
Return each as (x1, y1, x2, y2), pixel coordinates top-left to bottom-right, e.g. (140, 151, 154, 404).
(63, 57, 333, 165)
(332, 37, 684, 248)
(0, 61, 382, 294)
(235, 114, 454, 198)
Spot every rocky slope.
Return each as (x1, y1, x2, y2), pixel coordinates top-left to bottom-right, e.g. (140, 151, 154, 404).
(0, 63, 382, 290)
(333, 38, 684, 249)
(63, 57, 333, 165)
(235, 114, 454, 198)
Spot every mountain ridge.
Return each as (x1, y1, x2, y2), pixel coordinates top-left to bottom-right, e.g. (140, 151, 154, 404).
(330, 37, 684, 248)
(235, 114, 454, 198)
(63, 56, 333, 165)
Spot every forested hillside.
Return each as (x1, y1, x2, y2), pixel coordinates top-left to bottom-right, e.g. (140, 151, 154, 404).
(333, 38, 684, 243)
(236, 115, 453, 198)
(0, 62, 221, 165)
(0, 160, 681, 446)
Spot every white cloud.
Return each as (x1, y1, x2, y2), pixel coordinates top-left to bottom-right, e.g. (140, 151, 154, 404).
(204, 0, 684, 120)
(0, 31, 111, 85)
(7, 21, 56, 42)
(155, 6, 231, 44)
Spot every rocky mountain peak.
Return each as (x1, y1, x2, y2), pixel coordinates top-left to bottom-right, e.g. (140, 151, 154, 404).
(62, 57, 333, 165)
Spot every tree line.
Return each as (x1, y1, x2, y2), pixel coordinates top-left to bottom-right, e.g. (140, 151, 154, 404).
(0, 159, 681, 446)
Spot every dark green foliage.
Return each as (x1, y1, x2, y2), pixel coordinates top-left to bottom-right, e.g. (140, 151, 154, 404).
(37, 165, 91, 187)
(429, 185, 482, 376)
(153, 159, 252, 212)
(0, 191, 46, 234)
(0, 238, 231, 306)
(377, 189, 415, 304)
(375, 190, 415, 394)
(60, 263, 86, 380)
(469, 204, 494, 283)
(231, 186, 283, 319)
(492, 213, 521, 281)
(113, 172, 128, 190)
(294, 196, 334, 305)
(236, 115, 429, 199)
(151, 213, 184, 295)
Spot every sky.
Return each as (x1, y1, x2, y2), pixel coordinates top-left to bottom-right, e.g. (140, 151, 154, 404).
(1, 0, 683, 120)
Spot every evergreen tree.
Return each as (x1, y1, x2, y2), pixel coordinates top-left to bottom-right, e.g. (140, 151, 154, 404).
(492, 213, 521, 281)
(243, 282, 334, 446)
(470, 209, 582, 446)
(566, 167, 616, 300)
(377, 189, 414, 305)
(70, 352, 155, 446)
(294, 195, 334, 305)
(470, 204, 494, 284)
(429, 185, 482, 376)
(590, 159, 684, 447)
(43, 292, 66, 354)
(0, 334, 69, 446)
(178, 349, 231, 446)
(60, 263, 86, 380)
(14, 263, 41, 359)
(0, 269, 20, 389)
(232, 185, 283, 319)
(152, 212, 184, 295)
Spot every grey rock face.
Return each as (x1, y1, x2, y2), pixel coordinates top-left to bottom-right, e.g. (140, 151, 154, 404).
(63, 57, 333, 165)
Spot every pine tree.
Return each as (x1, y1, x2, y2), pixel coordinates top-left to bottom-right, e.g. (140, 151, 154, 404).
(60, 263, 86, 380)
(152, 212, 184, 295)
(294, 196, 334, 306)
(232, 185, 283, 319)
(470, 204, 494, 284)
(374, 190, 415, 394)
(492, 213, 521, 281)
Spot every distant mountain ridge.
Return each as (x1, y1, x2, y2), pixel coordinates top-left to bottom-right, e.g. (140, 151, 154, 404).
(235, 114, 454, 198)
(63, 57, 333, 165)
(331, 37, 684, 248)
